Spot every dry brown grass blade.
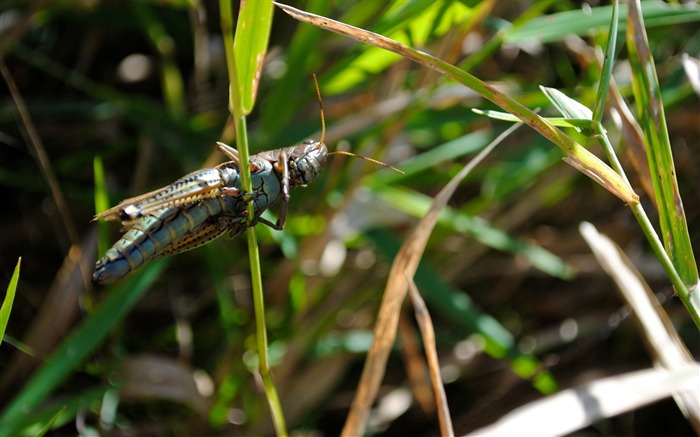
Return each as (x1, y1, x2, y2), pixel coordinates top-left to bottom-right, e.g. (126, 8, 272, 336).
(580, 222, 700, 432)
(405, 274, 454, 437)
(341, 122, 522, 436)
(0, 60, 78, 244)
(398, 314, 434, 414)
(467, 365, 700, 436)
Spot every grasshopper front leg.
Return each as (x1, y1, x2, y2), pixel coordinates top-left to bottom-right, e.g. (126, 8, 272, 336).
(256, 148, 290, 231)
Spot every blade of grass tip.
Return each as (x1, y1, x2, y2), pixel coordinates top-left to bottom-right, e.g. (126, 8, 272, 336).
(580, 222, 700, 428)
(93, 156, 110, 260)
(33, 406, 67, 437)
(0, 257, 20, 346)
(591, 0, 619, 123)
(274, 2, 639, 206)
(607, 77, 656, 202)
(342, 122, 522, 436)
(404, 274, 453, 437)
(467, 366, 700, 436)
(626, 0, 698, 305)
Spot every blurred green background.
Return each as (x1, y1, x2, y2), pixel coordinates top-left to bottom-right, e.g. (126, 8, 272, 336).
(1, 1, 698, 435)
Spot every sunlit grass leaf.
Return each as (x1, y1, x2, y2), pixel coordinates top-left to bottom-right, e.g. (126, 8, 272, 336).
(325, 0, 473, 93)
(541, 87, 593, 121)
(540, 87, 596, 136)
(234, 0, 273, 114)
(0, 257, 20, 346)
(580, 221, 700, 420)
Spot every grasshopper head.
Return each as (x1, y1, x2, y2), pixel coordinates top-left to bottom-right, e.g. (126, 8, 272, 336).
(288, 139, 327, 188)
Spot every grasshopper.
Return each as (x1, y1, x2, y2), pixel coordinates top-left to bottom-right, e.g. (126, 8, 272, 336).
(93, 78, 400, 284)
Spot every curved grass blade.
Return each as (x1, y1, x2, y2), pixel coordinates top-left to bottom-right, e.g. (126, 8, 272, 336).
(275, 2, 638, 205)
(342, 123, 522, 436)
(369, 228, 558, 395)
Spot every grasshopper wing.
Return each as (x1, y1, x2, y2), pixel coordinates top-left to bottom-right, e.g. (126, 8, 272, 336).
(94, 165, 241, 224)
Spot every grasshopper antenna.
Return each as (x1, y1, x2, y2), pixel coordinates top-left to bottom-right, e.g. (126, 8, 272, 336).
(313, 74, 403, 175)
(313, 73, 325, 145)
(328, 150, 404, 174)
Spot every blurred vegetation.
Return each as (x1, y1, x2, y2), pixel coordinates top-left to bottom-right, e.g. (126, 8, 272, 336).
(0, 0, 698, 436)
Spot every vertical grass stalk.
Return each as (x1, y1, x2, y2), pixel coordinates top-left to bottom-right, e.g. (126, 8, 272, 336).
(219, 1, 287, 434)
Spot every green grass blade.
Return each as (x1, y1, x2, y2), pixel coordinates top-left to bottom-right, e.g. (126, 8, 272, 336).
(626, 1, 698, 290)
(234, 0, 273, 114)
(93, 156, 110, 260)
(0, 261, 166, 436)
(223, 1, 286, 434)
(0, 257, 21, 346)
(504, 2, 700, 44)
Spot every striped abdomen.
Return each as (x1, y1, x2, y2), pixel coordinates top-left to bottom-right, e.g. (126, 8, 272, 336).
(93, 195, 244, 284)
